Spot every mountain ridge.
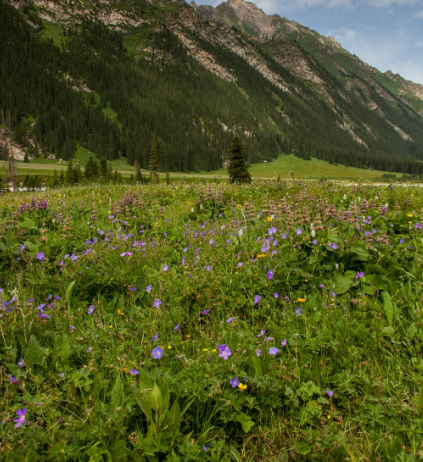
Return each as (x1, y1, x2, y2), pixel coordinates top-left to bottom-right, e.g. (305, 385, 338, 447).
(1, 0, 423, 174)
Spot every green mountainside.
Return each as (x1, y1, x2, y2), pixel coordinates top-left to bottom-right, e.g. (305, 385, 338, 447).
(1, 0, 423, 173)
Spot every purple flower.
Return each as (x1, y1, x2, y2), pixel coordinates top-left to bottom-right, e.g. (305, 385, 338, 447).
(319, 284, 325, 289)
(269, 347, 279, 356)
(152, 346, 163, 359)
(36, 252, 45, 261)
(207, 265, 211, 272)
(218, 344, 232, 360)
(145, 285, 152, 293)
(70, 325, 75, 332)
(274, 292, 279, 299)
(399, 238, 405, 244)
(152, 331, 159, 342)
(18, 359, 24, 368)
(257, 329, 266, 338)
(14, 408, 27, 428)
(312, 239, 318, 245)
(88, 306, 95, 315)
(296, 228, 302, 235)
(201, 309, 210, 315)
(153, 299, 162, 308)
(254, 295, 261, 306)
(295, 307, 303, 316)
(38, 311, 51, 319)
(266, 270, 274, 280)
(281, 339, 287, 347)
(355, 272, 365, 280)
(226, 317, 234, 323)
(230, 377, 240, 388)
(163, 265, 169, 272)
(238, 262, 243, 267)
(326, 390, 334, 397)
(129, 369, 140, 376)
(173, 324, 180, 332)
(87, 347, 92, 353)
(129, 287, 137, 291)
(282, 233, 287, 239)
(59, 373, 65, 378)
(256, 349, 262, 356)
(10, 374, 18, 384)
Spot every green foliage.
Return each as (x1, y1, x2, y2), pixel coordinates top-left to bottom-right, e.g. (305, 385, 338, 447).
(227, 136, 251, 184)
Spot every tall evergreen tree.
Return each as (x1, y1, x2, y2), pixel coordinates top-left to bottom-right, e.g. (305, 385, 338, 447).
(149, 135, 159, 183)
(227, 136, 251, 184)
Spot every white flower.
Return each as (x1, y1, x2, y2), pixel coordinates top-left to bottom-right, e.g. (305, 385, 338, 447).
(239, 228, 243, 236)
(311, 229, 316, 238)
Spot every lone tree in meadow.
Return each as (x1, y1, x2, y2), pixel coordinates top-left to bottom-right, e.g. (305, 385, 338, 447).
(227, 136, 251, 184)
(149, 135, 159, 183)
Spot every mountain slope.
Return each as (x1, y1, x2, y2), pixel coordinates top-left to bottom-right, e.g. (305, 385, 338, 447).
(192, 0, 423, 119)
(1, 0, 423, 174)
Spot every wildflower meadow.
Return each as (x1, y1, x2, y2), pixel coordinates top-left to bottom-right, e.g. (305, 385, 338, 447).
(1, 180, 423, 461)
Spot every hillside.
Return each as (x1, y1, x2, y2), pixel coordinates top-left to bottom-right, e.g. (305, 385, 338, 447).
(1, 0, 423, 174)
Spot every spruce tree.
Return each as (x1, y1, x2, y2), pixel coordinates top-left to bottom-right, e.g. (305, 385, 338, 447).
(227, 136, 251, 184)
(149, 135, 159, 183)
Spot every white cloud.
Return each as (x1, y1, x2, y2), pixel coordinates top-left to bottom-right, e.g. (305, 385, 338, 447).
(416, 40, 423, 47)
(415, 9, 423, 17)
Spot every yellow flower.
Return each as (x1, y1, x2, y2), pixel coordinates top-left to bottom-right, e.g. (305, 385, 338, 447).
(297, 298, 306, 303)
(266, 216, 273, 222)
(212, 349, 217, 352)
(239, 383, 247, 390)
(407, 214, 413, 217)
(237, 204, 241, 208)
(203, 348, 209, 352)
(109, 325, 113, 329)
(304, 279, 308, 282)
(408, 221, 413, 224)
(168, 345, 172, 349)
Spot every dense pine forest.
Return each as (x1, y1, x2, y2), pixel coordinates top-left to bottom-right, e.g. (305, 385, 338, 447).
(1, 0, 423, 173)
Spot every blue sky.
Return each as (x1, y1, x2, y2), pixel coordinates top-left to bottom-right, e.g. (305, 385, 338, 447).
(191, 0, 423, 85)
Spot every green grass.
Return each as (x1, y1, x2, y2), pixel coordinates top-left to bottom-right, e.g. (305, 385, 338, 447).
(39, 20, 65, 48)
(1, 181, 423, 460)
(204, 154, 392, 180)
(1, 153, 399, 181)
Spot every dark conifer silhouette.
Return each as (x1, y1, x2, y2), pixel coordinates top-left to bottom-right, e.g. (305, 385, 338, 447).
(228, 136, 251, 184)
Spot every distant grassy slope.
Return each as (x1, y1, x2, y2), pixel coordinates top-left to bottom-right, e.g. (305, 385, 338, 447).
(1, 154, 392, 180)
(204, 154, 392, 179)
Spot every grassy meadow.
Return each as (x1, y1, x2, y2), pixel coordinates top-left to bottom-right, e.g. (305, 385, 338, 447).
(1, 180, 423, 461)
(1, 152, 395, 181)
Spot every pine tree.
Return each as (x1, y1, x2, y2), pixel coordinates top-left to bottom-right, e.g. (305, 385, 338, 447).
(227, 136, 251, 184)
(23, 152, 29, 163)
(66, 160, 74, 184)
(135, 163, 143, 183)
(149, 135, 159, 183)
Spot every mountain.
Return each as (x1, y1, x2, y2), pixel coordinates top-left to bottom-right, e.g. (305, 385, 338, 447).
(1, 0, 423, 174)
(192, 0, 423, 119)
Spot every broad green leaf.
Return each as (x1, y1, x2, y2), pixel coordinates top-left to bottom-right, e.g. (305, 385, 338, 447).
(138, 369, 154, 390)
(237, 413, 255, 433)
(135, 391, 153, 423)
(333, 273, 354, 295)
(23, 240, 37, 252)
(381, 291, 394, 327)
(25, 335, 49, 368)
(167, 401, 181, 426)
(364, 274, 388, 290)
(111, 374, 124, 408)
(66, 280, 76, 316)
(159, 382, 170, 420)
(150, 382, 162, 412)
(350, 244, 370, 261)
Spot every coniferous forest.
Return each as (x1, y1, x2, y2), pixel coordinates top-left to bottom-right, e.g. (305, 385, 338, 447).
(1, 0, 423, 173)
